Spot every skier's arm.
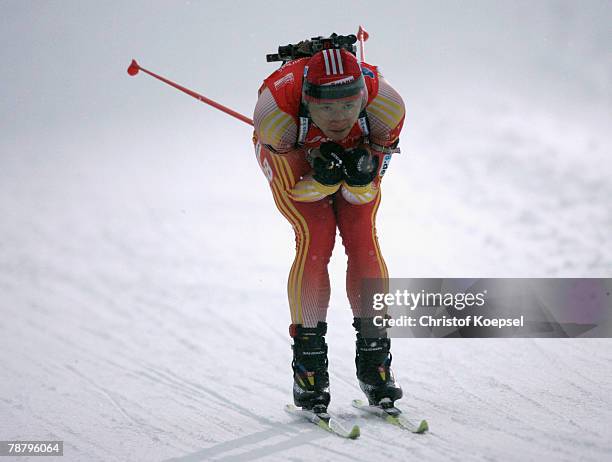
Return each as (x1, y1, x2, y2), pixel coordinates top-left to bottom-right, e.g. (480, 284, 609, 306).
(366, 76, 405, 151)
(253, 87, 298, 154)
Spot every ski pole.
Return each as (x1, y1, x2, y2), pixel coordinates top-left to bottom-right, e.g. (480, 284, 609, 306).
(127, 59, 254, 127)
(357, 25, 369, 63)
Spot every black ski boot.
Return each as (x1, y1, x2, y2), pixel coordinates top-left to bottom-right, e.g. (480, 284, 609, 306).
(353, 318, 403, 407)
(290, 322, 330, 413)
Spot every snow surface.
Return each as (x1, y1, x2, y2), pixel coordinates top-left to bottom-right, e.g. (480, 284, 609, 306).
(1, 1, 612, 461)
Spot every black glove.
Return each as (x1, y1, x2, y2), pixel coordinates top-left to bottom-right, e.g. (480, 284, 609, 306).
(342, 148, 379, 186)
(310, 141, 344, 186)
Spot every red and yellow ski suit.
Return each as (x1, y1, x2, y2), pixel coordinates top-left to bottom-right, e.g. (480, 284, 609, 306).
(253, 57, 405, 327)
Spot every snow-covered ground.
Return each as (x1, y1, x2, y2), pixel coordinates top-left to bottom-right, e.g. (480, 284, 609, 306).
(1, 1, 611, 461)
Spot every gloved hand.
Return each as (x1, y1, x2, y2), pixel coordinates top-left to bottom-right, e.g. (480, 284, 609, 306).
(342, 147, 379, 186)
(309, 141, 344, 186)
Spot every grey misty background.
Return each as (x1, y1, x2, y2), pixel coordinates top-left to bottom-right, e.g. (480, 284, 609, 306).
(1, 1, 612, 461)
(2, 0, 611, 277)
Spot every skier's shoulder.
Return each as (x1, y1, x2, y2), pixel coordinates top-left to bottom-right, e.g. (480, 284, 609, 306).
(360, 61, 380, 105)
(261, 58, 309, 112)
(254, 60, 306, 153)
(265, 57, 309, 82)
(364, 68, 405, 146)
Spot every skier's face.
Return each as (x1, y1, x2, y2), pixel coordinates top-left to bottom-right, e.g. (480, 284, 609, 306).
(308, 99, 362, 141)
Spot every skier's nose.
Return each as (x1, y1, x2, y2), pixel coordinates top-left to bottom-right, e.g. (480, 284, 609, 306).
(328, 110, 350, 123)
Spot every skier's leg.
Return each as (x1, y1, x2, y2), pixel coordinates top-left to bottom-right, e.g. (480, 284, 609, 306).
(335, 186, 402, 406)
(334, 188, 389, 318)
(254, 140, 336, 326)
(254, 137, 336, 409)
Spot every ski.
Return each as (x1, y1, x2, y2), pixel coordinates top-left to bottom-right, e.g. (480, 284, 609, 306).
(351, 399, 429, 433)
(285, 404, 360, 439)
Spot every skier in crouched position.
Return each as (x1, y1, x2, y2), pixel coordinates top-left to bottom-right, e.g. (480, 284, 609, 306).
(253, 38, 405, 414)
